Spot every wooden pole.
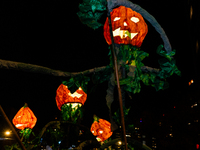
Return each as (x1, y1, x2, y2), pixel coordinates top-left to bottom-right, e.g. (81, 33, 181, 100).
(0, 105, 26, 150)
(106, 6, 128, 150)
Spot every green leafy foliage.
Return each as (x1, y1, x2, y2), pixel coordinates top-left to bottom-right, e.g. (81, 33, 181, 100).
(113, 106, 135, 135)
(113, 106, 130, 125)
(61, 104, 83, 123)
(4, 143, 21, 150)
(156, 44, 175, 61)
(77, 0, 107, 29)
(45, 125, 64, 149)
(92, 65, 113, 84)
(62, 74, 90, 93)
(20, 128, 33, 140)
(111, 45, 181, 94)
(19, 128, 37, 148)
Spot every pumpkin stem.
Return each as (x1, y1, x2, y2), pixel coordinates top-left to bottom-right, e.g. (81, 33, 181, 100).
(93, 115, 100, 122)
(23, 103, 28, 108)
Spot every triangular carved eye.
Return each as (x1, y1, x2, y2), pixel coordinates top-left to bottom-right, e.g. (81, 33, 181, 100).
(113, 17, 120, 21)
(131, 17, 139, 23)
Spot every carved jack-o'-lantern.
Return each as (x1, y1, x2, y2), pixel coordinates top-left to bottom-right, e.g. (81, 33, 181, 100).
(91, 118, 113, 142)
(56, 84, 87, 110)
(12, 104, 37, 130)
(104, 6, 148, 47)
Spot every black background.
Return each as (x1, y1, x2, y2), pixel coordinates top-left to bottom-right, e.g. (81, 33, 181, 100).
(0, 0, 199, 149)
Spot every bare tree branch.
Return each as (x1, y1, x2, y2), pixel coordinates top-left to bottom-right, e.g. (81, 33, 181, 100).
(0, 59, 160, 78)
(0, 59, 107, 77)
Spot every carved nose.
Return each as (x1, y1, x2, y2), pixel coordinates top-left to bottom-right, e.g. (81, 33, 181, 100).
(124, 22, 128, 26)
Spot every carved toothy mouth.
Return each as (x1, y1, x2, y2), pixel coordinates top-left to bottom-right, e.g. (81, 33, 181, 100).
(66, 86, 83, 98)
(112, 28, 138, 39)
(68, 92, 83, 98)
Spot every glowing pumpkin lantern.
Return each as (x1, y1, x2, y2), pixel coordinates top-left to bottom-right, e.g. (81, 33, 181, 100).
(12, 103, 37, 130)
(91, 118, 113, 142)
(104, 6, 148, 47)
(55, 83, 87, 110)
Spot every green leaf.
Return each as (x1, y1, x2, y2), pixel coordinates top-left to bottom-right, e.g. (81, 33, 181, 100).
(133, 83, 141, 94)
(77, 0, 106, 30)
(113, 106, 130, 125)
(157, 44, 176, 61)
(150, 73, 156, 82)
(131, 60, 136, 66)
(137, 51, 149, 61)
(77, 11, 103, 29)
(119, 77, 132, 85)
(125, 31, 132, 39)
(112, 44, 181, 94)
(140, 74, 150, 85)
(152, 79, 165, 91)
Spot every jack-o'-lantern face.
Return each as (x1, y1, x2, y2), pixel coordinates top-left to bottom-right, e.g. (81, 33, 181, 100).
(104, 6, 148, 47)
(55, 84, 87, 111)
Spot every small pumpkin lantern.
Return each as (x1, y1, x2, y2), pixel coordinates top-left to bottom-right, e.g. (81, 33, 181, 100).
(55, 83, 87, 122)
(12, 103, 37, 130)
(91, 116, 113, 142)
(104, 6, 148, 47)
(56, 83, 87, 110)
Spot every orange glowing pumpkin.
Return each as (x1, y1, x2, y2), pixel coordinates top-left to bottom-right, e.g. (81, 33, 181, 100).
(55, 84, 87, 110)
(104, 6, 148, 47)
(12, 104, 37, 130)
(91, 119, 113, 142)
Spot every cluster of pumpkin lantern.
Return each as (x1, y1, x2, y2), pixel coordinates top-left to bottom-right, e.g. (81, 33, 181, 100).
(12, 84, 113, 142)
(12, 5, 148, 142)
(55, 83, 113, 142)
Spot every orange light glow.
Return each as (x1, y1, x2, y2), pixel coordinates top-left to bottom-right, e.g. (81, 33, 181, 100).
(104, 6, 148, 47)
(90, 119, 113, 142)
(12, 104, 37, 130)
(55, 84, 87, 110)
(189, 79, 194, 86)
(5, 131, 11, 136)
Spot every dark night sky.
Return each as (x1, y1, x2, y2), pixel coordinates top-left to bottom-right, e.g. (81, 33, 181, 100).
(0, 0, 199, 147)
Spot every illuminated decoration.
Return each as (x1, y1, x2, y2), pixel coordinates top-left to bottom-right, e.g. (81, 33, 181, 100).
(12, 103, 37, 130)
(189, 79, 194, 86)
(104, 6, 148, 47)
(55, 83, 87, 122)
(90, 116, 113, 142)
(196, 144, 199, 149)
(12, 103, 36, 141)
(56, 84, 87, 110)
